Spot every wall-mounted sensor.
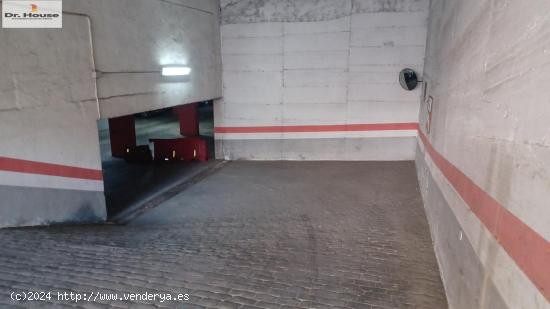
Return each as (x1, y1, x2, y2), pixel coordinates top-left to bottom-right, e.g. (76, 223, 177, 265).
(399, 68, 420, 91)
(161, 67, 191, 76)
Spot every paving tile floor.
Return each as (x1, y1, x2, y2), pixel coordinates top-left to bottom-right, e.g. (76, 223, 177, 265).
(0, 161, 447, 308)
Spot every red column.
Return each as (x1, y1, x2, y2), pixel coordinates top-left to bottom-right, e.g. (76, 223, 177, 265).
(174, 103, 199, 137)
(108, 115, 136, 158)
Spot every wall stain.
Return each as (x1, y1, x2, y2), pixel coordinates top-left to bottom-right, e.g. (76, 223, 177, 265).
(221, 0, 352, 24)
(221, 0, 428, 24)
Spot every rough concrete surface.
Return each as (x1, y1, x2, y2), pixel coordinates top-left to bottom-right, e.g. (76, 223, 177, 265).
(220, 0, 352, 24)
(216, 137, 417, 161)
(64, 0, 223, 118)
(0, 15, 105, 227)
(416, 147, 507, 309)
(0, 161, 446, 308)
(216, 0, 428, 160)
(220, 0, 426, 24)
(0, 186, 106, 228)
(0, 0, 223, 227)
(418, 0, 550, 307)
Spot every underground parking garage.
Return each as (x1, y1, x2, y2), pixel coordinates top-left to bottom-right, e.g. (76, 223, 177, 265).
(100, 102, 214, 218)
(0, 0, 549, 308)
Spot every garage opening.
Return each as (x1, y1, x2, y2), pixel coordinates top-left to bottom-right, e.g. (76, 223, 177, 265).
(98, 101, 214, 218)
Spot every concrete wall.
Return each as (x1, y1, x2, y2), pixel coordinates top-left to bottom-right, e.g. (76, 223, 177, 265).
(417, 0, 550, 307)
(0, 0, 221, 227)
(64, 0, 222, 118)
(216, 0, 428, 160)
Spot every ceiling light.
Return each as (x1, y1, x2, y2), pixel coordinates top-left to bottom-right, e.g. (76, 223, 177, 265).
(161, 67, 191, 76)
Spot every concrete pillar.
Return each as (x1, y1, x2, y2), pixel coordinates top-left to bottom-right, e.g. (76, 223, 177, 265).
(108, 115, 136, 158)
(174, 103, 199, 137)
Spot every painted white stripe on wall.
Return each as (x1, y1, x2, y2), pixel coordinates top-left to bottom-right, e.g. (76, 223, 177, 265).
(0, 171, 104, 192)
(216, 130, 418, 140)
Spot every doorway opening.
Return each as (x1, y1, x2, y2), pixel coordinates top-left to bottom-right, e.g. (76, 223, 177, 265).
(97, 101, 215, 218)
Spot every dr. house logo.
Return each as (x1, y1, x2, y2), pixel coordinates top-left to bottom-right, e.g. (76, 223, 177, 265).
(2, 1, 62, 28)
(4, 4, 60, 19)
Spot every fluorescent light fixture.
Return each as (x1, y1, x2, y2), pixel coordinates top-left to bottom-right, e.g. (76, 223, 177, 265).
(161, 67, 191, 76)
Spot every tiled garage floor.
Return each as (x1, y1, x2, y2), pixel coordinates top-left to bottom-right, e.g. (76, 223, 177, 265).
(0, 161, 447, 308)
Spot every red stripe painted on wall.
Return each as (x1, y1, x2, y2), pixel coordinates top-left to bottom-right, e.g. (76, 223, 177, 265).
(215, 122, 419, 134)
(418, 130, 550, 302)
(0, 156, 103, 181)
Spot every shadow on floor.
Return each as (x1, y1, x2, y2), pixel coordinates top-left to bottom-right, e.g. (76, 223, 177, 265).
(102, 159, 214, 218)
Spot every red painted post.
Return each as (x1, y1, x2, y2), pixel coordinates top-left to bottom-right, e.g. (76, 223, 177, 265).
(174, 103, 199, 137)
(108, 115, 136, 158)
